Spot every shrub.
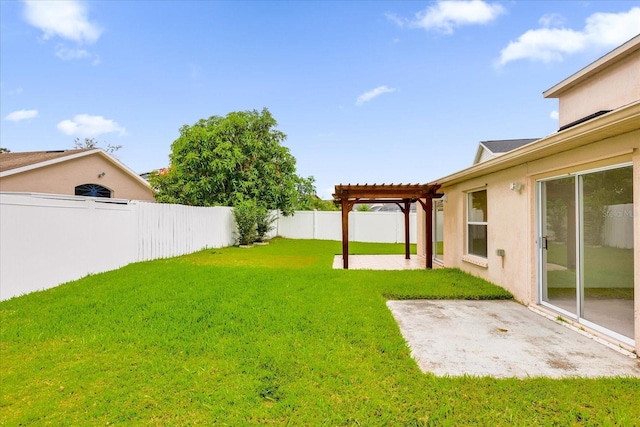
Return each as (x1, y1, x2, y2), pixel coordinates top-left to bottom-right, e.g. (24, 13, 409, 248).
(232, 200, 258, 246)
(255, 205, 277, 242)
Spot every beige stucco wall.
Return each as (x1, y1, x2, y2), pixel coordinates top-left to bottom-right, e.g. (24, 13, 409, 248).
(428, 163, 533, 304)
(557, 53, 640, 127)
(0, 154, 154, 201)
(634, 147, 640, 353)
(422, 129, 640, 352)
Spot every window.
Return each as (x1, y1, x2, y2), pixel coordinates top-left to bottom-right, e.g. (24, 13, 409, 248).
(467, 189, 487, 257)
(75, 184, 111, 198)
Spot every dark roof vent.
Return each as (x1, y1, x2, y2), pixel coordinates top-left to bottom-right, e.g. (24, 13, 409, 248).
(558, 110, 611, 132)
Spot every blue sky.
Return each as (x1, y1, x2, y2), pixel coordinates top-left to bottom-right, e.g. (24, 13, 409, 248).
(2, 1, 639, 199)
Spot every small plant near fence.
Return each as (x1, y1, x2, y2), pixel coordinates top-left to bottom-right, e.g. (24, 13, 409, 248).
(255, 205, 276, 243)
(232, 200, 258, 246)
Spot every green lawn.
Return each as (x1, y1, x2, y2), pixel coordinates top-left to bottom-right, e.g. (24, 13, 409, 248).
(1, 238, 638, 425)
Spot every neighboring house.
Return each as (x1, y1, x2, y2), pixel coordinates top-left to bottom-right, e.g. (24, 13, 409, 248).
(473, 139, 539, 165)
(0, 149, 155, 201)
(418, 35, 640, 354)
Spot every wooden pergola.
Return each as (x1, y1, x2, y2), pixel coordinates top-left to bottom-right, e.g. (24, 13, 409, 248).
(332, 183, 443, 269)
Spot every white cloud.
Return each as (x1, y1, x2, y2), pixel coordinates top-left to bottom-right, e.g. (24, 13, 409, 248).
(498, 7, 640, 66)
(584, 8, 640, 46)
(5, 109, 39, 122)
(385, 12, 406, 27)
(392, 1, 505, 34)
(55, 45, 90, 60)
(356, 86, 395, 106)
(539, 13, 565, 28)
(22, 0, 102, 44)
(57, 114, 126, 137)
(550, 110, 559, 120)
(55, 45, 101, 64)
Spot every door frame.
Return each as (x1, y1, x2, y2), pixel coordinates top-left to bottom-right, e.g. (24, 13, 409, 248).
(536, 162, 634, 346)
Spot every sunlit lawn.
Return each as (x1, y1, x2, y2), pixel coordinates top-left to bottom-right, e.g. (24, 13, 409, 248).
(1, 238, 638, 425)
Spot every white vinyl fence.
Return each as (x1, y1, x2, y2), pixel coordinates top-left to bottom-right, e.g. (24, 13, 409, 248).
(0, 193, 236, 300)
(602, 203, 634, 249)
(0, 193, 417, 300)
(275, 210, 417, 243)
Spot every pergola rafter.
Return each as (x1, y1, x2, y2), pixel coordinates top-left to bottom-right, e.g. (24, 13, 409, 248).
(332, 183, 443, 269)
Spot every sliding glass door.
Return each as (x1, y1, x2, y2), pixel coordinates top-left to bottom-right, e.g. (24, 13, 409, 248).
(539, 165, 634, 344)
(540, 176, 577, 316)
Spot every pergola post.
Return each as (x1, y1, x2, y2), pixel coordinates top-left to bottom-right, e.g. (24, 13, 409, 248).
(341, 197, 349, 269)
(425, 196, 433, 269)
(404, 199, 410, 260)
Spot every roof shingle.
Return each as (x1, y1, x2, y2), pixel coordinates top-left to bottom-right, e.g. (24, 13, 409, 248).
(0, 149, 93, 172)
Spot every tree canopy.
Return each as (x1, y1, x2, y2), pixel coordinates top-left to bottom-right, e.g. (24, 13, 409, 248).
(150, 108, 315, 215)
(74, 137, 121, 153)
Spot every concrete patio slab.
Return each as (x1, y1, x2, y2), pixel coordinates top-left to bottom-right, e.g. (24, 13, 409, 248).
(387, 300, 640, 378)
(332, 255, 427, 270)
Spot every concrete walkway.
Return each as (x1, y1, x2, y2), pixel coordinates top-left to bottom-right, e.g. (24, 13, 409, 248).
(387, 300, 640, 378)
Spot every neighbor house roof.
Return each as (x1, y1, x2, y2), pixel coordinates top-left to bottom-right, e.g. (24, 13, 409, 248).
(0, 149, 92, 172)
(473, 139, 539, 164)
(0, 148, 151, 188)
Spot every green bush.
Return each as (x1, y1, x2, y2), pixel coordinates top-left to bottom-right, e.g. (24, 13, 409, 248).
(255, 205, 277, 242)
(232, 200, 258, 245)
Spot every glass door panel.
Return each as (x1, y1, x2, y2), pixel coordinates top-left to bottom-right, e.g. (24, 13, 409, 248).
(580, 166, 634, 339)
(541, 177, 577, 316)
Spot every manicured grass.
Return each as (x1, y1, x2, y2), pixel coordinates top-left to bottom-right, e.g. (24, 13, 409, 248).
(1, 238, 638, 425)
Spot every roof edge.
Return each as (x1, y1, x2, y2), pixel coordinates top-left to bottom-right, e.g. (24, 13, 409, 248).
(0, 149, 102, 177)
(430, 100, 640, 187)
(0, 149, 151, 189)
(543, 34, 640, 98)
(472, 142, 490, 164)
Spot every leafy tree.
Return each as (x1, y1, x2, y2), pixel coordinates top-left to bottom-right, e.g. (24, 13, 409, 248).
(74, 137, 121, 154)
(150, 108, 313, 215)
(312, 198, 340, 211)
(0, 147, 11, 153)
(294, 176, 339, 211)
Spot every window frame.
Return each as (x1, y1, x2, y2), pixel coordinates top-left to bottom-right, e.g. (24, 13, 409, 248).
(466, 189, 488, 258)
(432, 199, 444, 263)
(75, 183, 112, 198)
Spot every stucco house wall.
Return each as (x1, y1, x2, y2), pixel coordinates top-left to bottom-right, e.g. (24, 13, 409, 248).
(418, 111, 639, 352)
(419, 35, 640, 352)
(437, 164, 532, 303)
(0, 151, 154, 201)
(545, 35, 640, 128)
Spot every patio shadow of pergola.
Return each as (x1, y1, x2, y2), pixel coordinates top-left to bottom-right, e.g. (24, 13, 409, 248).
(332, 183, 443, 269)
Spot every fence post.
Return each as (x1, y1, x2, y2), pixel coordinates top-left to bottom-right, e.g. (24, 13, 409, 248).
(313, 209, 317, 240)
